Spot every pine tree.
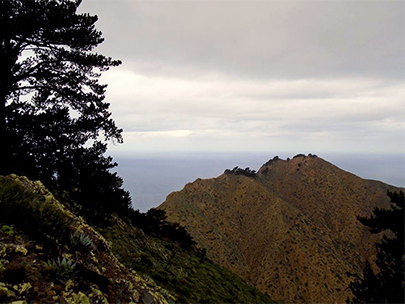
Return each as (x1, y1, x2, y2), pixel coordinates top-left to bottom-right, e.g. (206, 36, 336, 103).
(348, 190, 404, 303)
(0, 0, 130, 218)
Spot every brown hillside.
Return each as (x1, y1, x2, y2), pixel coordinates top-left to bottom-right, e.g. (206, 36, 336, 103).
(158, 154, 403, 303)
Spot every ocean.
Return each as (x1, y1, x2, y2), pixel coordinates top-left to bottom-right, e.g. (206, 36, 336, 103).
(112, 152, 405, 212)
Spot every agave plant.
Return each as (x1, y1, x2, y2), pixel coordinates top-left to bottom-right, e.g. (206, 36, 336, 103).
(69, 231, 95, 251)
(44, 257, 76, 279)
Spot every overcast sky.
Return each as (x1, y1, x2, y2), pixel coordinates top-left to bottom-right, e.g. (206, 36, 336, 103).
(79, 0, 404, 156)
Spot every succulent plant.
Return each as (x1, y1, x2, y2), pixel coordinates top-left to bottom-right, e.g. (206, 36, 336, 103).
(43, 257, 76, 279)
(69, 231, 95, 251)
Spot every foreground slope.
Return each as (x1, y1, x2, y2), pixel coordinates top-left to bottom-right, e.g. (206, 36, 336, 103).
(99, 214, 274, 304)
(0, 175, 170, 303)
(0, 174, 274, 304)
(0, 174, 170, 303)
(159, 154, 403, 303)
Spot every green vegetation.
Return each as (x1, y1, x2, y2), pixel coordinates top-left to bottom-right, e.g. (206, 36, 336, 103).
(126, 208, 197, 250)
(0, 1, 275, 303)
(5, 1, 397, 303)
(0, 225, 13, 237)
(99, 214, 275, 304)
(0, 175, 171, 304)
(69, 232, 95, 252)
(0, 0, 130, 222)
(0, 175, 275, 303)
(43, 257, 77, 282)
(348, 191, 404, 303)
(0, 2, 275, 302)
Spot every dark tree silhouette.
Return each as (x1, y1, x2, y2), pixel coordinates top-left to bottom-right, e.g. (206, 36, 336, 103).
(127, 208, 196, 249)
(348, 190, 404, 303)
(0, 0, 130, 218)
(224, 166, 257, 178)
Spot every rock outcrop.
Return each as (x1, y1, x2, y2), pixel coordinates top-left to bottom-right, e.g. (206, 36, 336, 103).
(159, 154, 404, 303)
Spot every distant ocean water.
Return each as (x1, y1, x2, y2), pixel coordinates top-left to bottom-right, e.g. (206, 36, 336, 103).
(112, 152, 405, 212)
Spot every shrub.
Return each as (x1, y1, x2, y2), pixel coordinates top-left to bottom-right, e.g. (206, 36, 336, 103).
(224, 167, 257, 178)
(127, 208, 196, 249)
(0, 225, 13, 236)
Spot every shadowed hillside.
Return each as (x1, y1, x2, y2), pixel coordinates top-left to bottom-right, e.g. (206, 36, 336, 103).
(159, 154, 403, 303)
(0, 175, 170, 304)
(0, 174, 274, 304)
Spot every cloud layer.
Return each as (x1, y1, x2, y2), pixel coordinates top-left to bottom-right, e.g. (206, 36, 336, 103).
(80, 0, 404, 154)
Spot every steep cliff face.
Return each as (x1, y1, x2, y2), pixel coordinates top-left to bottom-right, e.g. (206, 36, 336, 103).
(159, 155, 403, 303)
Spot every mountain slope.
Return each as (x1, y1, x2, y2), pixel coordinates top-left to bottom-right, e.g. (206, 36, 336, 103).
(159, 154, 403, 303)
(98, 214, 274, 304)
(0, 174, 170, 304)
(0, 174, 275, 304)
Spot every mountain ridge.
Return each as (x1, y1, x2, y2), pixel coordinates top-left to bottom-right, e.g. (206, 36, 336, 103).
(159, 154, 403, 303)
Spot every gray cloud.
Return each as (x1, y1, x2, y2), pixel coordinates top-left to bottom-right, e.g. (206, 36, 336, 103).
(80, 0, 404, 155)
(83, 0, 404, 80)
